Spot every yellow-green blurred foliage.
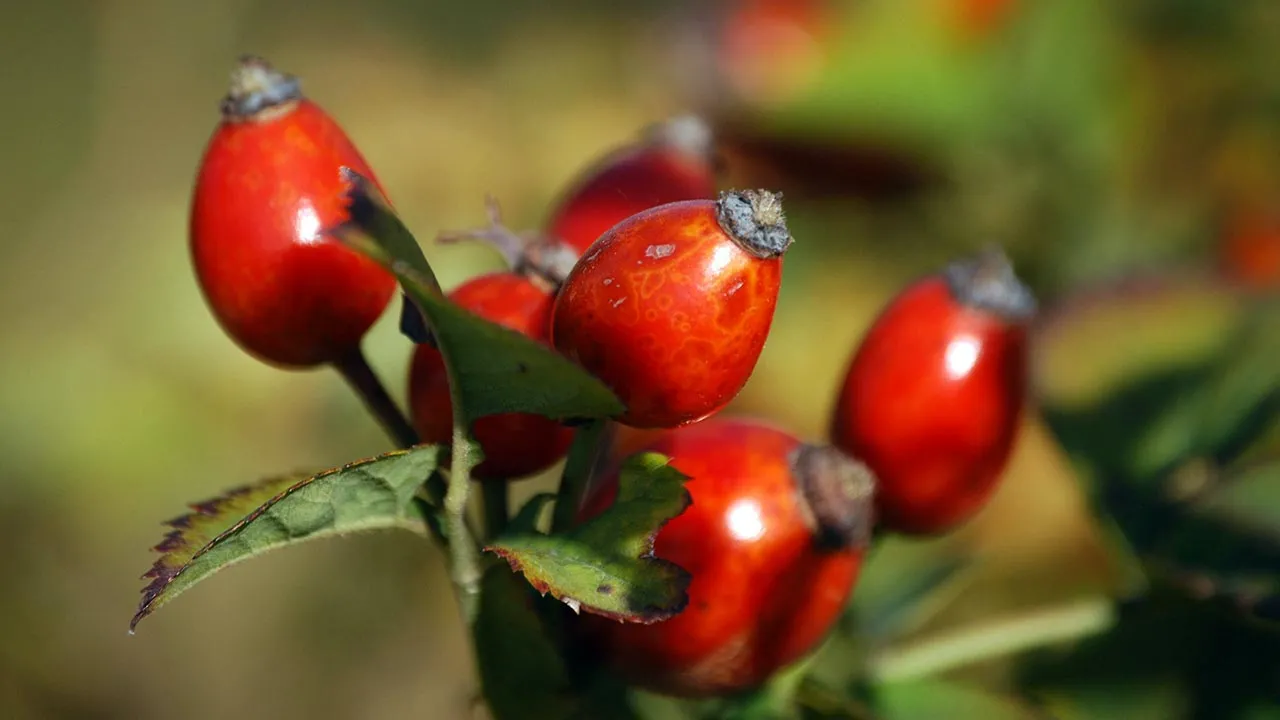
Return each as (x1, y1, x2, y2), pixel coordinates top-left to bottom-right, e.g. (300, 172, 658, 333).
(1, 1, 1275, 718)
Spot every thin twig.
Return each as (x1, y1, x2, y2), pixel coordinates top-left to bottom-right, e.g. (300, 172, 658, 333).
(331, 347, 420, 449)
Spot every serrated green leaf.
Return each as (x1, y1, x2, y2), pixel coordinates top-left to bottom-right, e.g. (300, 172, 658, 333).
(486, 452, 692, 622)
(130, 445, 442, 632)
(329, 171, 624, 426)
(877, 679, 1042, 720)
(473, 562, 581, 720)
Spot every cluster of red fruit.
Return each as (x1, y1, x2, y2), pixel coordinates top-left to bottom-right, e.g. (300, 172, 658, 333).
(189, 57, 1035, 699)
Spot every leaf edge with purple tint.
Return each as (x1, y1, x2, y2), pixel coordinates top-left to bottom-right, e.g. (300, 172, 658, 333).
(130, 445, 443, 633)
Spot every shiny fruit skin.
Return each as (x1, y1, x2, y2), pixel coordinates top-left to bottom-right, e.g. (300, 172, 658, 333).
(551, 192, 790, 429)
(191, 84, 396, 368)
(409, 272, 574, 480)
(830, 265, 1031, 535)
(547, 136, 718, 257)
(576, 418, 865, 698)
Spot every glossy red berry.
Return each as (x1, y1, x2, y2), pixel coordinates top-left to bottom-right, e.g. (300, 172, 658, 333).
(551, 190, 793, 429)
(830, 249, 1036, 535)
(190, 56, 396, 368)
(408, 272, 574, 480)
(547, 116, 719, 257)
(576, 417, 875, 698)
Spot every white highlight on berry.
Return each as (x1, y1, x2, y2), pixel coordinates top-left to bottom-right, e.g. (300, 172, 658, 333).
(726, 499, 765, 542)
(944, 335, 981, 380)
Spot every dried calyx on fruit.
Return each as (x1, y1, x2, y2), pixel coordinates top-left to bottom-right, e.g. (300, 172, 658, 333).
(789, 443, 877, 550)
(942, 246, 1038, 320)
(435, 196, 581, 289)
(218, 55, 303, 120)
(431, 115, 721, 287)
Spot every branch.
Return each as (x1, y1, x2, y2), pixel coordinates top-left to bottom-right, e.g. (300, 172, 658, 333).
(331, 347, 420, 449)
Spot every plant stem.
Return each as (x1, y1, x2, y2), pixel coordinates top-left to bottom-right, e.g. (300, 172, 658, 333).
(482, 480, 509, 539)
(332, 347, 420, 449)
(867, 596, 1115, 683)
(445, 424, 484, 623)
(550, 419, 615, 535)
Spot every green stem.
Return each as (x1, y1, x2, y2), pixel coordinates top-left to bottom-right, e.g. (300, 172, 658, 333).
(482, 480, 509, 539)
(334, 348, 448, 541)
(867, 596, 1115, 683)
(550, 419, 615, 535)
(331, 347, 420, 449)
(444, 424, 484, 623)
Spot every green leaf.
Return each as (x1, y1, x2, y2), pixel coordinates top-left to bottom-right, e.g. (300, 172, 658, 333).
(1197, 461, 1280, 543)
(130, 445, 442, 632)
(1033, 274, 1246, 490)
(486, 452, 692, 622)
(1035, 282, 1280, 612)
(1018, 591, 1280, 720)
(473, 562, 581, 720)
(329, 171, 625, 426)
(1191, 303, 1280, 466)
(876, 679, 1042, 720)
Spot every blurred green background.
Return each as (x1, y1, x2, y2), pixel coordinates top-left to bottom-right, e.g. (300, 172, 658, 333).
(2, 0, 1277, 718)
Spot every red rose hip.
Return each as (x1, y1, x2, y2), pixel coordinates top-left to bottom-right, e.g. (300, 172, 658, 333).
(547, 115, 719, 256)
(830, 248, 1036, 535)
(190, 56, 396, 368)
(576, 417, 875, 698)
(551, 190, 793, 429)
(409, 272, 574, 480)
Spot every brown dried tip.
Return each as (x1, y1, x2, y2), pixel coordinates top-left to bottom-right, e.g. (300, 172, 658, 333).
(943, 246, 1038, 322)
(434, 196, 580, 289)
(643, 114, 715, 160)
(219, 55, 303, 122)
(790, 444, 876, 551)
(715, 189, 793, 259)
